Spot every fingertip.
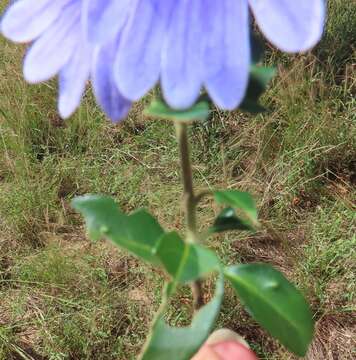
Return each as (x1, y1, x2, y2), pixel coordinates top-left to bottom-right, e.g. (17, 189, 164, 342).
(211, 341, 258, 360)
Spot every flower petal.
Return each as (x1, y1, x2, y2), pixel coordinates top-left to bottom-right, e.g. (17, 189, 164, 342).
(204, 0, 250, 110)
(23, 3, 81, 83)
(249, 0, 325, 52)
(1, 0, 70, 43)
(93, 38, 131, 122)
(115, 0, 175, 101)
(82, 0, 131, 44)
(161, 0, 204, 109)
(58, 39, 91, 119)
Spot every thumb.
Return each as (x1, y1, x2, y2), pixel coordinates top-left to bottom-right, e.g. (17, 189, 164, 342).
(194, 329, 258, 360)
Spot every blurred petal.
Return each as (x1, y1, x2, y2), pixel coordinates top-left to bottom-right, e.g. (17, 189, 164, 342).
(83, 0, 131, 43)
(58, 40, 91, 118)
(93, 38, 131, 122)
(204, 0, 250, 109)
(23, 3, 80, 83)
(1, 0, 70, 43)
(249, 0, 325, 52)
(115, 0, 174, 101)
(161, 0, 204, 109)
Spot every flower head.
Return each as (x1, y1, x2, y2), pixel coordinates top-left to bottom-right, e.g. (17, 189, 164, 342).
(107, 0, 325, 111)
(1, 0, 131, 121)
(1, 0, 325, 122)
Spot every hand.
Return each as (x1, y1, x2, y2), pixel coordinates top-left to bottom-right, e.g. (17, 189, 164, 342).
(192, 329, 258, 360)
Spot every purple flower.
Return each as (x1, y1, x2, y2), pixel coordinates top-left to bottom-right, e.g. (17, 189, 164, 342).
(1, 0, 325, 122)
(108, 0, 325, 111)
(1, 0, 131, 121)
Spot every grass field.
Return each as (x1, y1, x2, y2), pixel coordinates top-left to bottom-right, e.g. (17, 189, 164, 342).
(0, 1, 355, 359)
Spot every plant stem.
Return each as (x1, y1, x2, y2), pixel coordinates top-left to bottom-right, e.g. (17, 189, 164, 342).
(175, 122, 204, 310)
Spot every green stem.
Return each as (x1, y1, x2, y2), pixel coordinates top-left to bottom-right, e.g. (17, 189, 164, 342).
(175, 122, 204, 310)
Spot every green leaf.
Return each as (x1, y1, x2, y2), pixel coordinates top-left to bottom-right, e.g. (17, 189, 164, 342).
(72, 195, 164, 265)
(71, 195, 123, 241)
(72, 196, 219, 283)
(140, 275, 224, 360)
(145, 99, 210, 122)
(211, 207, 254, 233)
(213, 190, 258, 226)
(225, 264, 314, 356)
(156, 232, 220, 283)
(240, 65, 276, 114)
